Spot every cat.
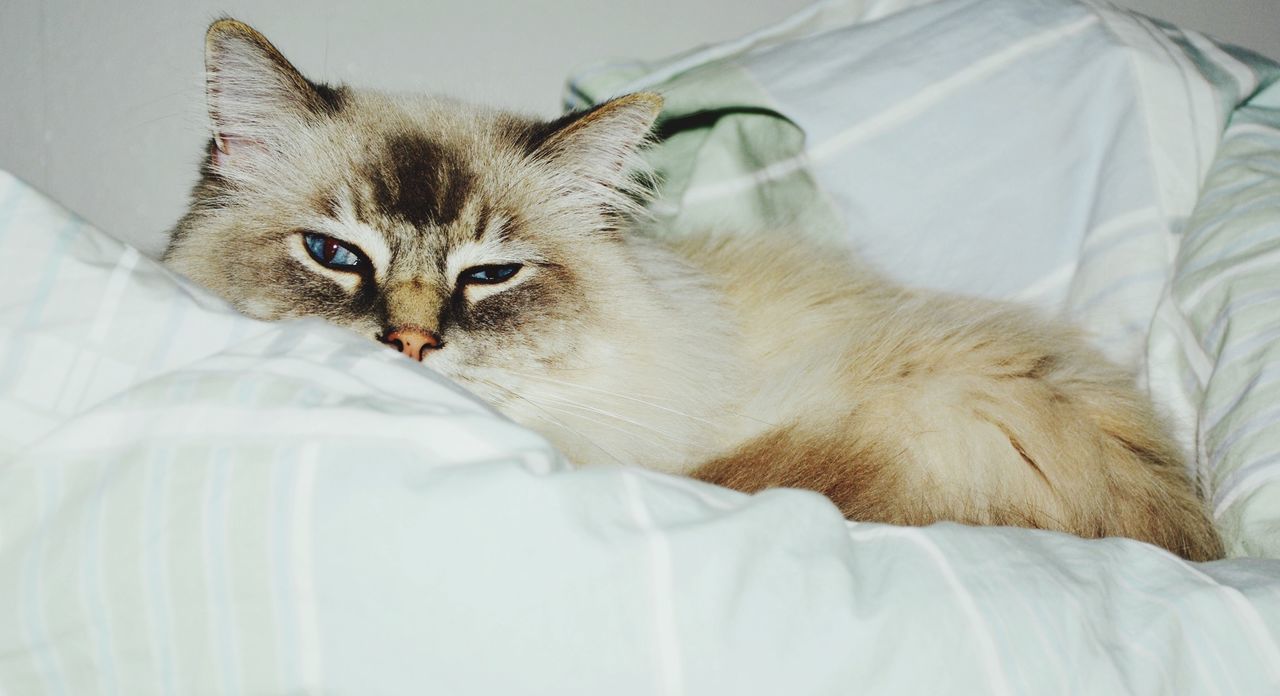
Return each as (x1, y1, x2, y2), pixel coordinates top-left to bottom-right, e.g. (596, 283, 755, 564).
(165, 18, 1225, 561)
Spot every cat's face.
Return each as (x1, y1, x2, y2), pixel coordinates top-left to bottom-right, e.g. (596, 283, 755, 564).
(165, 19, 662, 407)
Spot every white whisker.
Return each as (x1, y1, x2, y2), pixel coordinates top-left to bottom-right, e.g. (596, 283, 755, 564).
(533, 391, 714, 452)
(505, 368, 778, 428)
(503, 369, 713, 421)
(531, 400, 687, 461)
(473, 377, 628, 467)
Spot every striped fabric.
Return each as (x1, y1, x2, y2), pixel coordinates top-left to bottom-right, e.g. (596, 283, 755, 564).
(1, 173, 1279, 693)
(569, 0, 1269, 369)
(569, 0, 1280, 558)
(1149, 106, 1280, 557)
(3, 0, 1280, 690)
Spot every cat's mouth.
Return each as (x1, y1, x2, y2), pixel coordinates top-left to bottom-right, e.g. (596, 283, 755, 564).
(367, 333, 505, 409)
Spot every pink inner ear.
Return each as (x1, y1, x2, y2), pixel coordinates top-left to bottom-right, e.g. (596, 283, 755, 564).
(212, 134, 264, 167)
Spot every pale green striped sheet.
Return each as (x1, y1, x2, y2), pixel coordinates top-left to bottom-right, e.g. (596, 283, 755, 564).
(1149, 100, 1280, 557)
(570, 0, 1280, 558)
(1, 122, 1279, 696)
(2, 165, 1279, 694)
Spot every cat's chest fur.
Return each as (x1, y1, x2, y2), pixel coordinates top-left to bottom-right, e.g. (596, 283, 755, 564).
(492, 230, 894, 474)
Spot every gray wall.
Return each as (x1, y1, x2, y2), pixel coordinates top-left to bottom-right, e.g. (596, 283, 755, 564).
(1, 0, 1277, 254)
(1115, 0, 1280, 62)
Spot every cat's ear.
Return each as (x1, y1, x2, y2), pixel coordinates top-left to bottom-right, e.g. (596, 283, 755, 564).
(203, 18, 342, 167)
(532, 93, 663, 187)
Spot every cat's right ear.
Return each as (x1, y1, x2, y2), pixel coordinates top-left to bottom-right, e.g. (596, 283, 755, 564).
(203, 18, 342, 168)
(529, 93, 664, 190)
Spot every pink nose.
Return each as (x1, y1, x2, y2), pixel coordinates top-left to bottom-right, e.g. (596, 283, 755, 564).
(380, 327, 442, 361)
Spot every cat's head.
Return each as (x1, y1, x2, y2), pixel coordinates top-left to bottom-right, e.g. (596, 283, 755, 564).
(165, 19, 666, 404)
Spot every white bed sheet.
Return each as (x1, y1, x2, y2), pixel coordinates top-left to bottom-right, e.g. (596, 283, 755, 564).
(2, 169, 1279, 693)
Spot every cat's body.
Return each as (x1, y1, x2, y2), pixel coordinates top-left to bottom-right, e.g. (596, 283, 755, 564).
(166, 19, 1224, 560)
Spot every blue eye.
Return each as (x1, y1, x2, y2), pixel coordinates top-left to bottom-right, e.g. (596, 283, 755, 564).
(460, 264, 522, 285)
(302, 231, 364, 271)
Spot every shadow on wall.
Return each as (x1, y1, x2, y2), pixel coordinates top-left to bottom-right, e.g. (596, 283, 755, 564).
(0, 0, 1276, 255)
(0, 0, 815, 254)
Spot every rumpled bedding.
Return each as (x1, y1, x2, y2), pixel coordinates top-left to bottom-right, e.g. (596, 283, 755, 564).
(2, 0, 1280, 693)
(570, 0, 1280, 558)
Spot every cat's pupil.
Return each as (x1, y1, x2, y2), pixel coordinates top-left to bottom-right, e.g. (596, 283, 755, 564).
(302, 231, 361, 270)
(463, 264, 521, 284)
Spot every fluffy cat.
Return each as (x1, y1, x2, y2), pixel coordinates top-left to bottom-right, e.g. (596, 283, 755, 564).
(165, 19, 1224, 561)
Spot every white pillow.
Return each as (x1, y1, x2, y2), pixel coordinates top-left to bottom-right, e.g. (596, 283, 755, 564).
(566, 0, 1280, 554)
(1148, 112, 1280, 558)
(569, 0, 1252, 368)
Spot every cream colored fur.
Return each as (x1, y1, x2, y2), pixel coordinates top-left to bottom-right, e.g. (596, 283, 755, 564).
(165, 19, 1224, 561)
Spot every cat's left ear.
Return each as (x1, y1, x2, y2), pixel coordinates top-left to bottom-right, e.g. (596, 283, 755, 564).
(203, 18, 342, 168)
(532, 93, 663, 188)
